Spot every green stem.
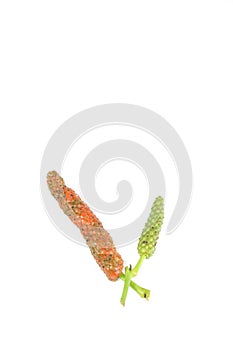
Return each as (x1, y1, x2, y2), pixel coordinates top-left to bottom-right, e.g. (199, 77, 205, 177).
(132, 255, 145, 276)
(120, 267, 131, 306)
(119, 272, 150, 299)
(120, 254, 148, 306)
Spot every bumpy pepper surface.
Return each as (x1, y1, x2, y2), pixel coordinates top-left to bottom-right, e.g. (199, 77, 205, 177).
(47, 171, 124, 281)
(137, 196, 164, 259)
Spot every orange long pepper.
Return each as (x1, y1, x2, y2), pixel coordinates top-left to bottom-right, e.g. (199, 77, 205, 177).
(47, 171, 124, 281)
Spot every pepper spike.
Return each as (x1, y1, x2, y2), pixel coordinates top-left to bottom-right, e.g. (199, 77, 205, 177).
(137, 196, 164, 259)
(47, 170, 124, 281)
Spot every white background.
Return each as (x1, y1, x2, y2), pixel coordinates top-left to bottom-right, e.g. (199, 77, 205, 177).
(0, 1, 233, 349)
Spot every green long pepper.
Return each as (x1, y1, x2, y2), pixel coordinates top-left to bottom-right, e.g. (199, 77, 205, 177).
(137, 196, 164, 259)
(120, 196, 164, 306)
